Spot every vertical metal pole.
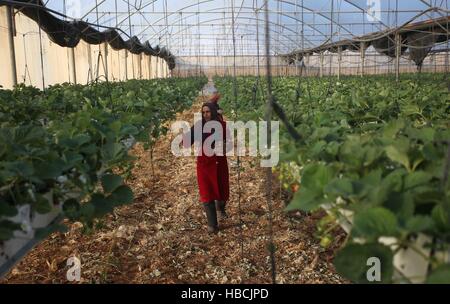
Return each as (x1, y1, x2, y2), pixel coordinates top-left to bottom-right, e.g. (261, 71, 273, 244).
(320, 52, 324, 77)
(330, 0, 334, 78)
(95, 0, 108, 81)
(69, 48, 77, 84)
(395, 33, 400, 82)
(360, 42, 365, 77)
(36, 0, 45, 89)
(256, 5, 261, 77)
(338, 46, 342, 80)
(223, 10, 226, 76)
(139, 53, 142, 79)
(87, 43, 93, 82)
(115, 0, 120, 80)
(127, 1, 135, 79)
(124, 50, 128, 80)
(295, 0, 299, 78)
(147, 55, 151, 79)
(197, 0, 200, 76)
(156, 57, 159, 78)
(241, 35, 244, 77)
(306, 54, 310, 76)
(103, 42, 109, 81)
(6, 6, 17, 86)
(263, 0, 276, 285)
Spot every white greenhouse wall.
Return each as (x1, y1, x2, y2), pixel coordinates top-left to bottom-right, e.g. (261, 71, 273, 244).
(0, 7, 169, 90)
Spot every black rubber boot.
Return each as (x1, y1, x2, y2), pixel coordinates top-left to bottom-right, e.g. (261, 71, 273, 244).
(215, 200, 227, 219)
(203, 201, 218, 233)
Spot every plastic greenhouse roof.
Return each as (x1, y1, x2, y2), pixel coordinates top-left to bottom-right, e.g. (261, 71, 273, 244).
(34, 0, 450, 56)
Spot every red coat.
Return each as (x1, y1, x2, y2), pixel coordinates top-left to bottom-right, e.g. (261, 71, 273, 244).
(185, 120, 230, 203)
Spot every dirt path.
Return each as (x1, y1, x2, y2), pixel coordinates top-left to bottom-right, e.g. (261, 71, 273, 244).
(1, 86, 346, 284)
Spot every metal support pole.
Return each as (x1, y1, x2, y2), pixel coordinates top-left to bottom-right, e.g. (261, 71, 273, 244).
(395, 33, 401, 82)
(6, 6, 17, 87)
(69, 47, 77, 84)
(124, 50, 128, 80)
(156, 57, 159, 78)
(148, 56, 152, 79)
(138, 53, 142, 79)
(306, 54, 310, 77)
(87, 43, 93, 82)
(338, 46, 342, 80)
(360, 42, 365, 77)
(103, 42, 108, 81)
(256, 7, 261, 78)
(320, 52, 324, 77)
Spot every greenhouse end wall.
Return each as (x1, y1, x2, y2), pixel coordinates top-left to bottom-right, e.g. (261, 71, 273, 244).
(0, 7, 170, 90)
(173, 51, 450, 78)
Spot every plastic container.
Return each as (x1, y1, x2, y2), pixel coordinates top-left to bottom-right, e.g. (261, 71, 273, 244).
(0, 190, 61, 278)
(322, 201, 439, 283)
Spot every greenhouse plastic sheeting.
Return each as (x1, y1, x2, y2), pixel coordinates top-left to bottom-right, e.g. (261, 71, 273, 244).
(0, 0, 176, 70)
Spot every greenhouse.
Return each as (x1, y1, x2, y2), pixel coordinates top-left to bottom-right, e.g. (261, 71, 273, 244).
(0, 0, 449, 286)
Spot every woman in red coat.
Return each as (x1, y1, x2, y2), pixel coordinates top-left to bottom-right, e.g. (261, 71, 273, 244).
(208, 92, 228, 218)
(183, 102, 230, 234)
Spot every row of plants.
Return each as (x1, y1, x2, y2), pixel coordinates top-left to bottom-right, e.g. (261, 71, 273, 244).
(214, 74, 450, 283)
(0, 77, 207, 241)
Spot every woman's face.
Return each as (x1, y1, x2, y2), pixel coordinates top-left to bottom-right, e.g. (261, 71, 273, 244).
(202, 106, 212, 121)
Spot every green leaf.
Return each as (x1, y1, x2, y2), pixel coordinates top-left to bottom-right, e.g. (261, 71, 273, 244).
(361, 169, 383, 185)
(385, 145, 410, 171)
(334, 243, 394, 283)
(285, 187, 322, 212)
(431, 204, 450, 232)
(73, 134, 91, 146)
(3, 161, 34, 177)
(80, 144, 97, 155)
(325, 178, 353, 197)
(120, 124, 139, 136)
(108, 185, 134, 206)
(62, 199, 81, 220)
(34, 194, 52, 214)
(407, 127, 435, 143)
(62, 152, 84, 170)
(383, 119, 404, 139)
(102, 142, 125, 162)
(80, 203, 95, 220)
(363, 146, 383, 167)
(109, 121, 122, 135)
(101, 174, 123, 193)
(301, 163, 335, 192)
(405, 215, 435, 233)
(310, 140, 326, 156)
(90, 193, 114, 217)
(426, 265, 450, 284)
(384, 192, 414, 224)
(401, 104, 421, 116)
(422, 143, 441, 161)
(0, 201, 18, 217)
(381, 169, 405, 193)
(35, 160, 65, 179)
(353, 207, 399, 239)
(0, 220, 22, 241)
(404, 171, 432, 190)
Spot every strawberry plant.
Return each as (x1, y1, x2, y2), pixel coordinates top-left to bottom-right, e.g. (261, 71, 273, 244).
(0, 77, 207, 241)
(215, 73, 450, 283)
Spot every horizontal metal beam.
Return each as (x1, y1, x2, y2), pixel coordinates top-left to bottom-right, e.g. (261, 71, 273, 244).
(127, 22, 385, 27)
(86, 10, 427, 14)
